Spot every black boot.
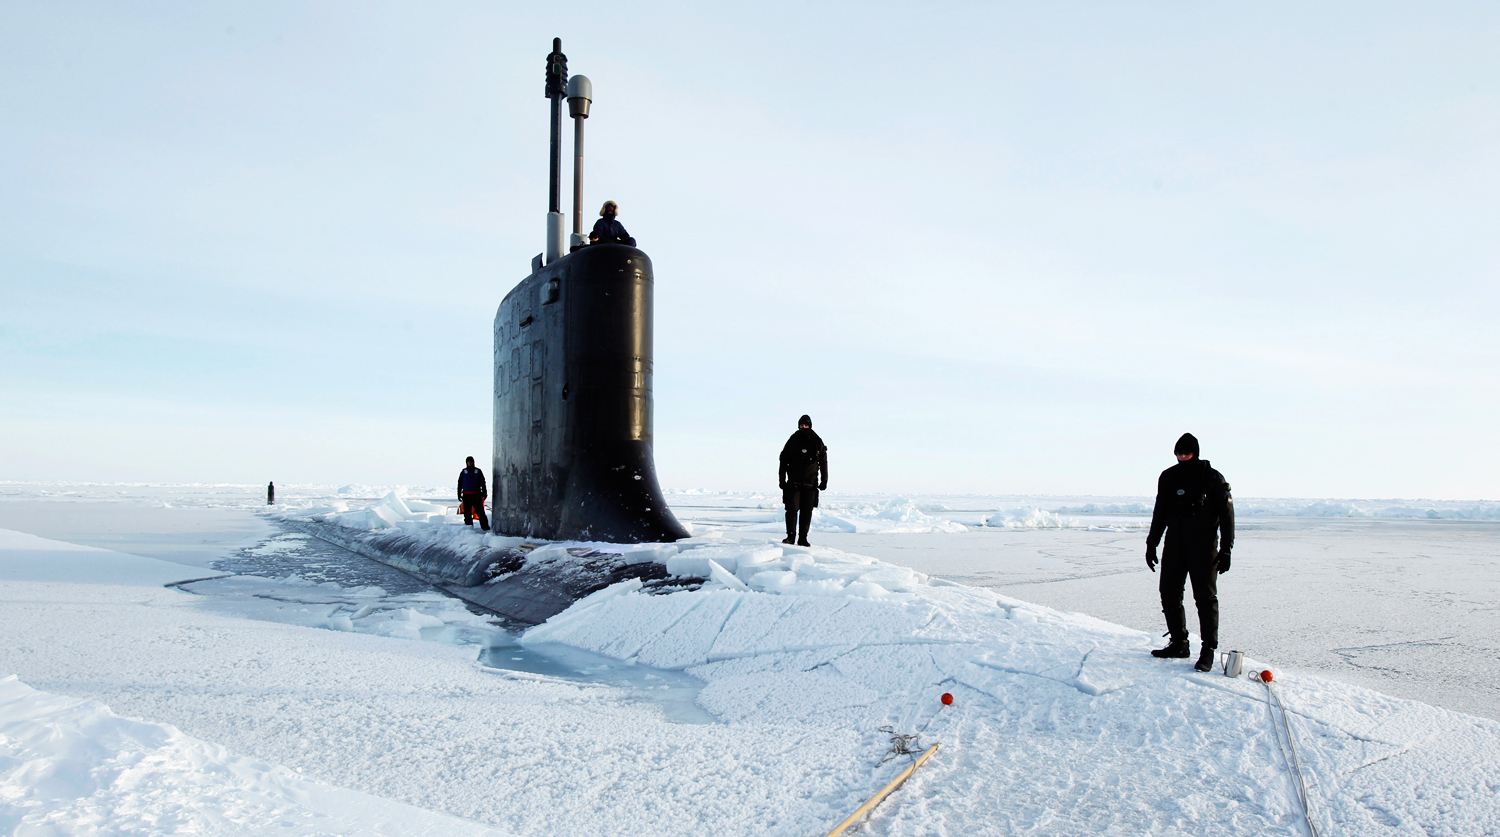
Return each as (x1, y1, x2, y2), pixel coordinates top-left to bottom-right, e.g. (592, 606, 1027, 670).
(1152, 634, 1190, 658)
(1195, 646, 1216, 672)
(796, 508, 812, 547)
(783, 511, 796, 544)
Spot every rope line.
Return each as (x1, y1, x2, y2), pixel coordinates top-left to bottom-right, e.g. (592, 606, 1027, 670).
(829, 694, 954, 835)
(875, 727, 924, 766)
(1264, 676, 1322, 837)
(876, 702, 946, 766)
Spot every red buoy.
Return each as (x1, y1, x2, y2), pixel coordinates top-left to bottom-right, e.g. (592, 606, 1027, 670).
(1260, 669, 1274, 683)
(941, 692, 954, 705)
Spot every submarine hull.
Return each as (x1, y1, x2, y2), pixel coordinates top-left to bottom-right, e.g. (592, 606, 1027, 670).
(493, 243, 687, 542)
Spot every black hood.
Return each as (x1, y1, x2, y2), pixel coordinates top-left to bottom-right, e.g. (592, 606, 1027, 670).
(1174, 433, 1200, 457)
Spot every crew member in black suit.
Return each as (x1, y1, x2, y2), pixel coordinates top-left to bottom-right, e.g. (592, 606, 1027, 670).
(778, 415, 828, 547)
(1146, 433, 1235, 672)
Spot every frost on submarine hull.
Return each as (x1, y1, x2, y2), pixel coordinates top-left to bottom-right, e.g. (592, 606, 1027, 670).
(492, 242, 688, 542)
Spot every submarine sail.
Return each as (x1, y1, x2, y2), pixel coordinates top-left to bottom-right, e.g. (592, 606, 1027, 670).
(491, 38, 687, 543)
(493, 243, 687, 542)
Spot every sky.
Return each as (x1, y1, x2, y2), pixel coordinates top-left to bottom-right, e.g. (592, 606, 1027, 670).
(2, 2, 1497, 499)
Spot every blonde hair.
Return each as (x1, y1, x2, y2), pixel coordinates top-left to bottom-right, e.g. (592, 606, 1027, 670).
(599, 200, 618, 216)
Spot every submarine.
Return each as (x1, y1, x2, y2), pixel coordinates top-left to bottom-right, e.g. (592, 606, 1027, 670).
(493, 38, 689, 543)
(288, 39, 693, 626)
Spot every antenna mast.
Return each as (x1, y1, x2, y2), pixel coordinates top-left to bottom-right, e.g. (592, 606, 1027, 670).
(544, 38, 568, 263)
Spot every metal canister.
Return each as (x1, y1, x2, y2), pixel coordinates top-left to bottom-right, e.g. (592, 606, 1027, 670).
(1220, 650, 1244, 677)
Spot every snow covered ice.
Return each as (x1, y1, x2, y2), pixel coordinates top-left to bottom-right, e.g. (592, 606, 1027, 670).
(2, 483, 1499, 834)
(0, 674, 512, 837)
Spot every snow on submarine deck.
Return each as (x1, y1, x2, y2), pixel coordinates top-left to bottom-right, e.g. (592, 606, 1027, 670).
(278, 493, 744, 626)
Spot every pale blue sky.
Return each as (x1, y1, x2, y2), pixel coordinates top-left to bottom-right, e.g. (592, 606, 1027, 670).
(2, 2, 1497, 498)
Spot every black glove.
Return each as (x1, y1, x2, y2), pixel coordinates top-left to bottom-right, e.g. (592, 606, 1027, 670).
(1146, 544, 1158, 572)
(778, 481, 787, 490)
(1217, 549, 1231, 574)
(818, 481, 827, 491)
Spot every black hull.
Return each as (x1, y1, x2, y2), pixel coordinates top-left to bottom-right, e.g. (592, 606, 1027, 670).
(284, 518, 686, 626)
(492, 244, 687, 542)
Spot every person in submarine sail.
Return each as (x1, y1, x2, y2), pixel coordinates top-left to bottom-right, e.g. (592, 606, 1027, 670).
(589, 200, 635, 246)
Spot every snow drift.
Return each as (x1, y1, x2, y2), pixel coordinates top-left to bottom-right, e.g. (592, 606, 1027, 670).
(0, 675, 512, 836)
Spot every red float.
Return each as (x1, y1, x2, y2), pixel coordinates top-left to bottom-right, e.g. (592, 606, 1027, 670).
(1260, 670, 1274, 683)
(941, 692, 954, 705)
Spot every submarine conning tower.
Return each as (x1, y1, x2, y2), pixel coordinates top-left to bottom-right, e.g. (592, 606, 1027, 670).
(492, 38, 688, 543)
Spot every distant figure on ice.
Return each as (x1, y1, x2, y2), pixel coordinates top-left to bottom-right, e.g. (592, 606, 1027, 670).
(1146, 433, 1234, 672)
(778, 415, 828, 547)
(457, 456, 490, 531)
(267, 482, 275, 505)
(588, 200, 636, 247)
